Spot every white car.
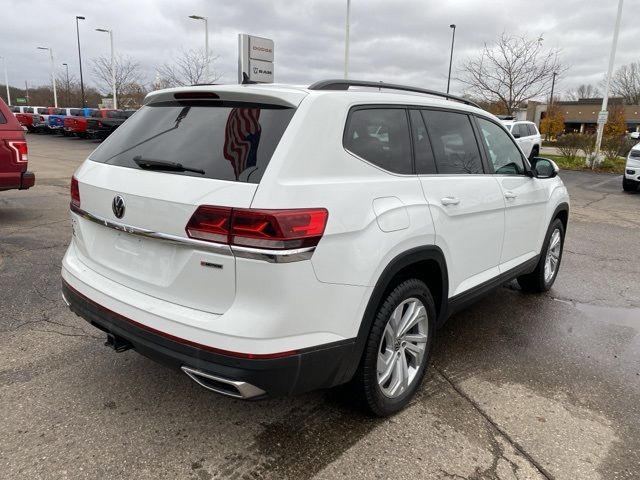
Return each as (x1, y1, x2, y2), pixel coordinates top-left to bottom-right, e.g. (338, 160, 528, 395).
(623, 143, 640, 192)
(502, 120, 542, 160)
(61, 80, 569, 415)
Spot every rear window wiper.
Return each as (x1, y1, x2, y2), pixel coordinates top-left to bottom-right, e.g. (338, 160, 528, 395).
(133, 156, 205, 175)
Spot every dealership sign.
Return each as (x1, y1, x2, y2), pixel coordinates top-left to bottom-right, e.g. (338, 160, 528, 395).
(238, 34, 274, 83)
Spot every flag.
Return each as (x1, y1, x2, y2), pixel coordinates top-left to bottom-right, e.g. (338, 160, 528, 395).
(223, 108, 262, 180)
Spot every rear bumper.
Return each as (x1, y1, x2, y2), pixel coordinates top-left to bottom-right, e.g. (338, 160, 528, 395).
(61, 279, 356, 398)
(20, 171, 35, 190)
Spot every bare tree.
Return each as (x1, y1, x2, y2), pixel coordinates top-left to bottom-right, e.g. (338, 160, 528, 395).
(565, 84, 600, 101)
(91, 54, 144, 101)
(155, 48, 220, 87)
(609, 62, 640, 105)
(458, 33, 564, 115)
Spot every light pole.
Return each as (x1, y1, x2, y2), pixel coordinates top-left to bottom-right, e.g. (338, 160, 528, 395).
(593, 0, 624, 168)
(344, 0, 351, 79)
(549, 71, 557, 108)
(96, 28, 117, 109)
(62, 63, 70, 106)
(37, 46, 57, 107)
(188, 15, 209, 83)
(0, 56, 10, 105)
(447, 24, 456, 94)
(75, 16, 86, 107)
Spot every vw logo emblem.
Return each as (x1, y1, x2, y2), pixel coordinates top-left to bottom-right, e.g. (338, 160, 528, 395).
(112, 195, 126, 219)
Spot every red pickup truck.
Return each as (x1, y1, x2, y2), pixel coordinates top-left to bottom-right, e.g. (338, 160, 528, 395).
(15, 106, 48, 132)
(64, 109, 114, 137)
(0, 98, 35, 191)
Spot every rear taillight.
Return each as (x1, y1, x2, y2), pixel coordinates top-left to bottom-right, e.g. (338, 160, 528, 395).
(186, 206, 231, 243)
(6, 140, 28, 163)
(70, 176, 80, 208)
(186, 206, 328, 250)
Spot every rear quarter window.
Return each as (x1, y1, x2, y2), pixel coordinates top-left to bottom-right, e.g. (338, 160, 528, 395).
(343, 107, 412, 174)
(0, 111, 6, 124)
(89, 102, 295, 184)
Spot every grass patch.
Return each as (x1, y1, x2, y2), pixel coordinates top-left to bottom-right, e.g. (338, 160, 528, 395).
(542, 154, 625, 174)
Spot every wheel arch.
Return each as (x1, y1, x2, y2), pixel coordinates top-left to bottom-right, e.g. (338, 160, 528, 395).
(552, 202, 569, 233)
(335, 246, 448, 385)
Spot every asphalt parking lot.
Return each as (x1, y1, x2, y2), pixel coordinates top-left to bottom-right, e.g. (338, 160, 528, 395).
(1, 134, 639, 480)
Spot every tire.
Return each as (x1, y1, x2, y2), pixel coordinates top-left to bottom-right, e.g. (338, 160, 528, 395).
(518, 218, 565, 292)
(622, 177, 638, 192)
(355, 279, 435, 416)
(529, 146, 539, 161)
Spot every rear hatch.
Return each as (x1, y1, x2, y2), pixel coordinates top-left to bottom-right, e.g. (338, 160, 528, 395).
(71, 86, 304, 314)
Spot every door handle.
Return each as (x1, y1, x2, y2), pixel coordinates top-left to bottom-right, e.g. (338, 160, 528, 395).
(504, 191, 518, 199)
(441, 196, 460, 206)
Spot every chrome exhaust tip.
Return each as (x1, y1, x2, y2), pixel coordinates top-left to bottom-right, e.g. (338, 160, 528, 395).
(181, 366, 266, 399)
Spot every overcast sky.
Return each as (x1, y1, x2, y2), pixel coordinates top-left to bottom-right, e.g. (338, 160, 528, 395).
(1, 0, 638, 99)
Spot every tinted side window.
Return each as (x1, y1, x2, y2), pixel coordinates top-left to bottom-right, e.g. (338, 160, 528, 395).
(511, 124, 522, 137)
(0, 111, 6, 124)
(409, 110, 436, 174)
(422, 110, 483, 174)
(70, 109, 83, 116)
(9, 106, 19, 113)
(477, 117, 525, 175)
(527, 124, 538, 136)
(25, 108, 33, 113)
(344, 108, 412, 174)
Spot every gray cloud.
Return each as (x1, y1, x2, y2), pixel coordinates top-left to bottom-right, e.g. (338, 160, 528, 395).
(1, 0, 638, 99)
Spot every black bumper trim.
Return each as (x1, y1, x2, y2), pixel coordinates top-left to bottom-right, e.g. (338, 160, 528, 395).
(61, 279, 357, 397)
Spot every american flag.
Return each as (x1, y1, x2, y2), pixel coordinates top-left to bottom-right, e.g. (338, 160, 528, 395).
(223, 108, 262, 180)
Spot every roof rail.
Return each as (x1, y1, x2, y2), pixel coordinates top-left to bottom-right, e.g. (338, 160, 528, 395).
(308, 79, 480, 108)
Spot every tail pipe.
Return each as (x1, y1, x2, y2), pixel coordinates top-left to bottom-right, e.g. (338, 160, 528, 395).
(180, 366, 266, 399)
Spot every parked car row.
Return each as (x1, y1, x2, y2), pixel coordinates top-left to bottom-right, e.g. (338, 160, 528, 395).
(9, 105, 136, 140)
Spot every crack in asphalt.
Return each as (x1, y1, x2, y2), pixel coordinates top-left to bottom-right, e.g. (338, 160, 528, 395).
(580, 192, 611, 208)
(433, 366, 554, 480)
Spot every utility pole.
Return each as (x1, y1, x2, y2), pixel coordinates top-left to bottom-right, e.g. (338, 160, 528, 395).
(76, 16, 86, 106)
(447, 24, 456, 94)
(37, 46, 58, 107)
(344, 0, 351, 79)
(96, 28, 117, 109)
(62, 63, 70, 106)
(188, 15, 209, 83)
(592, 0, 624, 168)
(0, 56, 10, 105)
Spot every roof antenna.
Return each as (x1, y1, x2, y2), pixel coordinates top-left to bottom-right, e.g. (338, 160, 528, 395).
(242, 72, 257, 85)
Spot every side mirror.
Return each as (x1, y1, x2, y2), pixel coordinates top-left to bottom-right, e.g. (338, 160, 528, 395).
(531, 157, 559, 179)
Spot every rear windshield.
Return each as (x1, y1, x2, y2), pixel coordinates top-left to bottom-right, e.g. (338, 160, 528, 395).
(89, 102, 296, 183)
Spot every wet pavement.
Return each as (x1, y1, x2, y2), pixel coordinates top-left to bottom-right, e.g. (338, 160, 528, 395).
(1, 134, 639, 480)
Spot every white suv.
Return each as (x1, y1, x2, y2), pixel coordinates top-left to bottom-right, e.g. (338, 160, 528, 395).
(501, 120, 542, 160)
(623, 143, 640, 192)
(61, 80, 569, 415)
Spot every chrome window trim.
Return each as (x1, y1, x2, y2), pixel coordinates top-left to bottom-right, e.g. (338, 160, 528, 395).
(70, 204, 315, 263)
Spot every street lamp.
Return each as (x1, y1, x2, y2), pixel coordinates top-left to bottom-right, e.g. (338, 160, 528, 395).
(447, 24, 456, 94)
(75, 16, 86, 107)
(0, 56, 10, 105)
(188, 15, 209, 83)
(96, 28, 117, 109)
(344, 0, 351, 79)
(62, 62, 70, 106)
(37, 46, 57, 107)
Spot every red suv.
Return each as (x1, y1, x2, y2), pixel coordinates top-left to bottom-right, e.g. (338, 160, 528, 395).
(0, 98, 35, 191)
